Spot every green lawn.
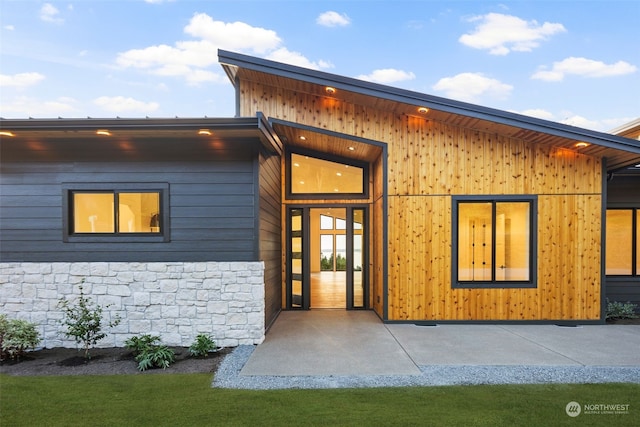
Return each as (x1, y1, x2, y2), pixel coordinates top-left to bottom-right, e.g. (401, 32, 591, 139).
(1, 374, 638, 426)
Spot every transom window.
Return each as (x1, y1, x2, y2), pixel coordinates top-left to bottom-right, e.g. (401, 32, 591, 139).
(606, 208, 640, 276)
(452, 196, 537, 288)
(288, 151, 367, 198)
(63, 183, 169, 242)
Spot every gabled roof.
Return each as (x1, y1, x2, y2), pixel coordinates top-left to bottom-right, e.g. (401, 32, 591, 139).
(219, 50, 640, 172)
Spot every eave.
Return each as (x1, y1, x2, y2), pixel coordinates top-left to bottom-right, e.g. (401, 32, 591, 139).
(219, 49, 640, 172)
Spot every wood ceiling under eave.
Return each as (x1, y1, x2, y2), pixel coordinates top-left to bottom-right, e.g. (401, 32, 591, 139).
(234, 67, 640, 172)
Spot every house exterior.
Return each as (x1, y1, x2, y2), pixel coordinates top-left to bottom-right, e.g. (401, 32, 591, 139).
(606, 119, 640, 307)
(1, 51, 639, 348)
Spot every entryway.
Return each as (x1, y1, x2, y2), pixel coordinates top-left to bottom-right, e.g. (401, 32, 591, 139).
(286, 207, 368, 309)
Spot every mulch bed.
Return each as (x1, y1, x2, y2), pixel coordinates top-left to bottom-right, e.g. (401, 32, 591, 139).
(0, 346, 231, 376)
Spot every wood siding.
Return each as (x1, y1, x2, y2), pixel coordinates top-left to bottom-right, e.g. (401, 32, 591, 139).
(1, 138, 261, 262)
(259, 149, 283, 328)
(239, 80, 604, 321)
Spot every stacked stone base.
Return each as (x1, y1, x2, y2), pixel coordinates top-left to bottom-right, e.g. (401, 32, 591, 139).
(0, 262, 265, 349)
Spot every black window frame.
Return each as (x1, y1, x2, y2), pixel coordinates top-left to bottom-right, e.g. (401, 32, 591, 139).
(62, 183, 170, 243)
(452, 195, 537, 289)
(285, 147, 369, 200)
(605, 207, 639, 277)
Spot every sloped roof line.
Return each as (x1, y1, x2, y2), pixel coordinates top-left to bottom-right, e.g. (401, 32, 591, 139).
(218, 49, 640, 154)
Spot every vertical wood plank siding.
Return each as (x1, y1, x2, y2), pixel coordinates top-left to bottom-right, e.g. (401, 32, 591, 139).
(258, 150, 283, 328)
(240, 80, 603, 321)
(1, 140, 261, 262)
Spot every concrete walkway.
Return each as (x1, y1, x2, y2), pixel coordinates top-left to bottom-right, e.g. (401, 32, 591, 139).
(240, 310, 640, 376)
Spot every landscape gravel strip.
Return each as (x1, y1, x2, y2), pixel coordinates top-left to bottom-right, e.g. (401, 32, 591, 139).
(212, 345, 640, 390)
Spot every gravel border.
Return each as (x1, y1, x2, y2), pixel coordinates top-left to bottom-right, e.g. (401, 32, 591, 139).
(212, 345, 640, 390)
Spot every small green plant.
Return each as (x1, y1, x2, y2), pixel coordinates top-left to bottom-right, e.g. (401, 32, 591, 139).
(125, 334, 175, 371)
(0, 314, 41, 361)
(58, 280, 121, 360)
(189, 334, 217, 357)
(606, 299, 639, 320)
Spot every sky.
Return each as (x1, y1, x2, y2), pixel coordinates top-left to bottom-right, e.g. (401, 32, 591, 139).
(1, 0, 638, 132)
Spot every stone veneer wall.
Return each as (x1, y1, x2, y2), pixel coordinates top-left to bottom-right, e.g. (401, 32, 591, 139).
(0, 262, 265, 349)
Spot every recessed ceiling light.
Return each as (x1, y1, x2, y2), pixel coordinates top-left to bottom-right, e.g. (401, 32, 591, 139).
(198, 129, 212, 136)
(299, 135, 306, 141)
(348, 146, 355, 151)
(575, 142, 590, 148)
(325, 86, 336, 95)
(418, 107, 429, 114)
(293, 162, 300, 167)
(0, 131, 15, 137)
(336, 172, 342, 176)
(96, 129, 111, 136)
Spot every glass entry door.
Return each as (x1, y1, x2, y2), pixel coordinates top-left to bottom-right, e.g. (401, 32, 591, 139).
(286, 207, 367, 309)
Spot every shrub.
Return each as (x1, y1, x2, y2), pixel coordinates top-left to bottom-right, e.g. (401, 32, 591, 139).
(58, 280, 121, 360)
(606, 299, 639, 320)
(189, 334, 217, 357)
(0, 314, 41, 361)
(125, 334, 175, 371)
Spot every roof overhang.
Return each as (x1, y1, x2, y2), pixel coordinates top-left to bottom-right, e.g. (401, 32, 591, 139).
(0, 114, 282, 155)
(219, 50, 640, 172)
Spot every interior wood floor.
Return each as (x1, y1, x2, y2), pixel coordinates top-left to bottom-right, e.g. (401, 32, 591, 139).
(310, 271, 364, 309)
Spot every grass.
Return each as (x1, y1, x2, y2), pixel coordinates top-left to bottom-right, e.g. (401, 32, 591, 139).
(1, 374, 638, 426)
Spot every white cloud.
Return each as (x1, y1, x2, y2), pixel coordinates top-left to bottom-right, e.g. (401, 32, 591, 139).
(316, 11, 351, 27)
(40, 3, 63, 24)
(356, 69, 416, 84)
(0, 72, 45, 88)
(532, 57, 637, 81)
(266, 48, 333, 70)
(93, 96, 159, 114)
(560, 115, 600, 130)
(0, 96, 78, 117)
(459, 13, 566, 55)
(516, 108, 555, 120)
(432, 72, 513, 102)
(184, 13, 281, 54)
(4, 25, 15, 31)
(117, 13, 329, 84)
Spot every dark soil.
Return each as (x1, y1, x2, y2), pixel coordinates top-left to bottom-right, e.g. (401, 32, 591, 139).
(606, 317, 640, 325)
(0, 346, 231, 376)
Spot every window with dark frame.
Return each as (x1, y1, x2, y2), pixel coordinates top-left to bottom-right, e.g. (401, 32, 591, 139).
(453, 196, 537, 288)
(287, 150, 368, 199)
(606, 208, 640, 276)
(63, 183, 169, 242)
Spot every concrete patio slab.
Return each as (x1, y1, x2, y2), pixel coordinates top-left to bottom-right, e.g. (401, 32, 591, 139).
(240, 310, 421, 376)
(240, 311, 640, 376)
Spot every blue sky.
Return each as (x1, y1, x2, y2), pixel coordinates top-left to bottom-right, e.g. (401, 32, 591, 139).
(1, 0, 638, 132)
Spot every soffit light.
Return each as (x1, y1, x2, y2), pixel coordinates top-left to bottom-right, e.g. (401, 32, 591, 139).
(198, 129, 212, 136)
(325, 86, 336, 95)
(348, 146, 355, 151)
(575, 142, 590, 148)
(0, 131, 16, 137)
(96, 129, 111, 136)
(299, 135, 306, 141)
(418, 107, 429, 114)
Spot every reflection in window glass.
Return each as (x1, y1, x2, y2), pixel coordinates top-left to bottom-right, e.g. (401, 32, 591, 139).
(291, 153, 364, 194)
(495, 202, 530, 281)
(606, 210, 633, 275)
